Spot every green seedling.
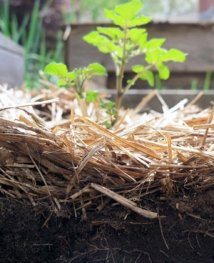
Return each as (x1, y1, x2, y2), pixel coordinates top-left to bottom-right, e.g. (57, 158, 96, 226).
(44, 62, 107, 100)
(44, 62, 118, 126)
(83, 0, 186, 109)
(100, 99, 118, 128)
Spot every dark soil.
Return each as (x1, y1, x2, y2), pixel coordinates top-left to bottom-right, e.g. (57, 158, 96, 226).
(1, 189, 214, 263)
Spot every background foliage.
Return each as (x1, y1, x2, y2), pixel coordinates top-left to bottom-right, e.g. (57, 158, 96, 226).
(0, 0, 199, 89)
(62, 0, 198, 23)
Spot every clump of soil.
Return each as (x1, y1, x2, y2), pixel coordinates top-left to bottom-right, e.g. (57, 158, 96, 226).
(1, 189, 214, 263)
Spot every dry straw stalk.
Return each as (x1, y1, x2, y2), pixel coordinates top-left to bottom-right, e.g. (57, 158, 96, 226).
(0, 86, 214, 219)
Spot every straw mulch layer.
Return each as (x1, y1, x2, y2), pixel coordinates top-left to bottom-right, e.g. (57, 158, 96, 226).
(0, 86, 214, 221)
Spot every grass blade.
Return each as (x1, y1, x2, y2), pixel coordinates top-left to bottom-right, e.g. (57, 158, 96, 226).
(203, 71, 212, 91)
(25, 0, 41, 54)
(2, 0, 10, 36)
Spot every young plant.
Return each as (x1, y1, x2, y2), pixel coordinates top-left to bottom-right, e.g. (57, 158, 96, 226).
(83, 0, 186, 109)
(100, 99, 118, 128)
(44, 62, 106, 100)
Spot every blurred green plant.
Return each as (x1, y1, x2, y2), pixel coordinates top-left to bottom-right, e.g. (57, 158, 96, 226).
(191, 71, 212, 91)
(61, 0, 128, 23)
(203, 71, 212, 91)
(100, 99, 118, 128)
(0, 0, 64, 88)
(191, 79, 198, 91)
(61, 0, 197, 23)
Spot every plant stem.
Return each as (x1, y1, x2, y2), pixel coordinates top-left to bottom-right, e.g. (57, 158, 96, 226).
(115, 25, 128, 110)
(115, 75, 123, 110)
(123, 64, 154, 95)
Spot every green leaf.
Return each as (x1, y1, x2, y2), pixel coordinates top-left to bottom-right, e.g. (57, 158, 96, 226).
(156, 62, 170, 80)
(66, 71, 76, 82)
(83, 31, 101, 45)
(83, 31, 117, 53)
(127, 15, 151, 28)
(87, 63, 107, 76)
(127, 79, 135, 86)
(115, 0, 142, 20)
(44, 62, 68, 77)
(161, 48, 186, 62)
(127, 28, 147, 45)
(132, 65, 154, 86)
(132, 64, 144, 73)
(57, 79, 67, 87)
(104, 9, 126, 28)
(139, 70, 154, 86)
(97, 27, 124, 41)
(81, 0, 187, 107)
(100, 99, 115, 109)
(83, 31, 97, 43)
(145, 38, 166, 50)
(85, 90, 99, 102)
(146, 48, 186, 65)
(104, 0, 150, 28)
(145, 49, 162, 64)
(104, 122, 112, 129)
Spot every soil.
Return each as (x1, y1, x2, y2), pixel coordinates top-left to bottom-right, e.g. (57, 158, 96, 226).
(1, 189, 214, 263)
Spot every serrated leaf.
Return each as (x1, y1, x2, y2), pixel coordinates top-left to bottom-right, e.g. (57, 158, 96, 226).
(145, 38, 166, 50)
(127, 15, 151, 28)
(139, 70, 154, 86)
(44, 62, 68, 77)
(97, 27, 124, 41)
(145, 49, 162, 64)
(87, 63, 107, 76)
(83, 31, 117, 53)
(127, 28, 147, 45)
(104, 9, 126, 28)
(161, 48, 186, 62)
(115, 0, 142, 20)
(156, 62, 170, 80)
(83, 31, 98, 43)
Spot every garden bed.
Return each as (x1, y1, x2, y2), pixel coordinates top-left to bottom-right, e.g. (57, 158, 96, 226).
(0, 86, 214, 262)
